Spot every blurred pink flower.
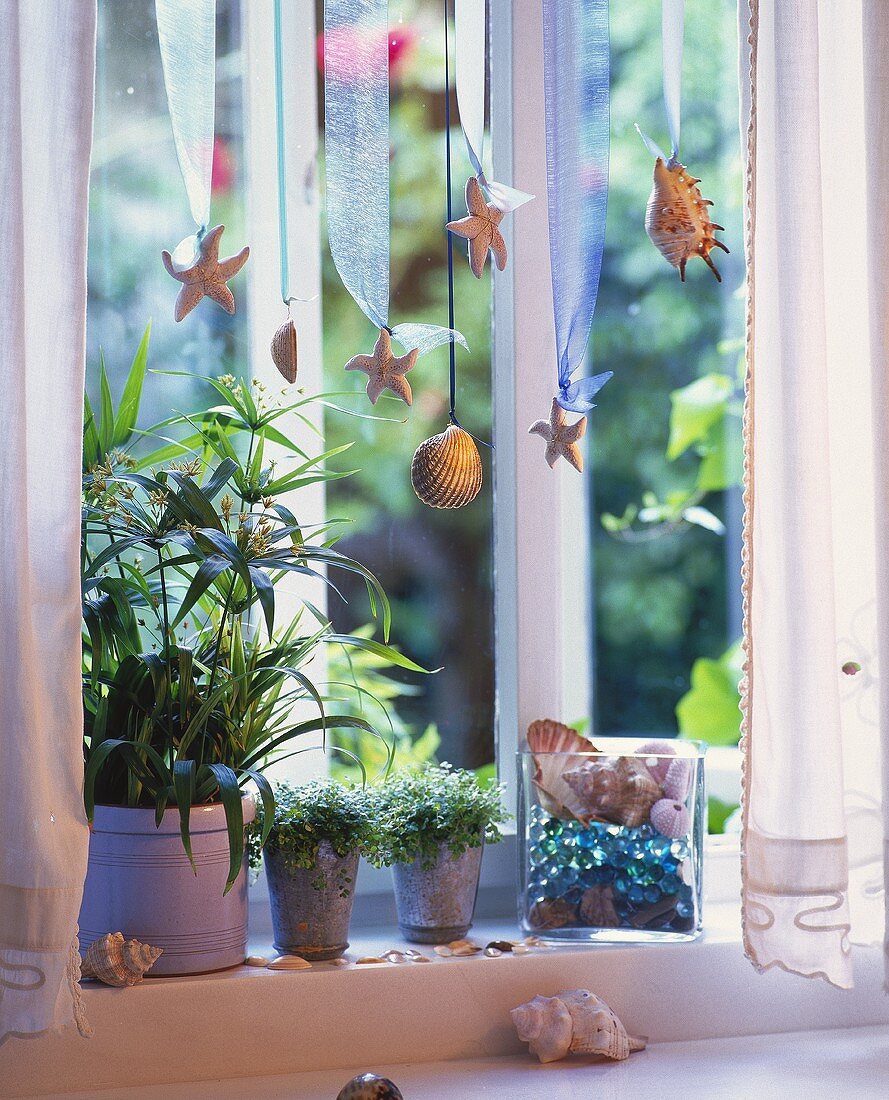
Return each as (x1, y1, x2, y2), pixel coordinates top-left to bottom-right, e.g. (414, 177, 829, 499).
(211, 136, 235, 196)
(317, 23, 417, 82)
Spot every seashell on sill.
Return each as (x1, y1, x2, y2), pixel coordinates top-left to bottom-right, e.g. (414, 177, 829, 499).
(650, 797, 691, 839)
(527, 718, 599, 822)
(563, 756, 661, 828)
(80, 932, 162, 987)
(267, 954, 313, 970)
(270, 319, 298, 383)
(662, 755, 693, 801)
(645, 157, 729, 282)
(637, 738, 677, 784)
(245, 955, 270, 967)
(411, 423, 482, 509)
(511, 989, 646, 1064)
(337, 1072, 405, 1100)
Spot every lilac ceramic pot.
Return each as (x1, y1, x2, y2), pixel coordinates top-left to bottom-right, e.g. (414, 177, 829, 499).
(78, 798, 255, 976)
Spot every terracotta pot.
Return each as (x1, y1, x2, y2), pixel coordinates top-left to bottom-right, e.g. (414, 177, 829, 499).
(78, 797, 255, 976)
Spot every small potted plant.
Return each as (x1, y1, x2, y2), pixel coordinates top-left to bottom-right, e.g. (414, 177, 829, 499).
(376, 764, 508, 944)
(250, 780, 379, 961)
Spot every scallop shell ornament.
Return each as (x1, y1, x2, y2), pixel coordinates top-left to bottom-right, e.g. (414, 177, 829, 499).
(511, 989, 646, 1064)
(79, 932, 163, 987)
(411, 423, 482, 509)
(527, 719, 598, 822)
(650, 797, 691, 839)
(336, 1074, 404, 1100)
(270, 319, 298, 383)
(563, 756, 661, 828)
(645, 158, 729, 281)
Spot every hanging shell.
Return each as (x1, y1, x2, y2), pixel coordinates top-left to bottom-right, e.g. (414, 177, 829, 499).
(650, 797, 691, 839)
(411, 423, 482, 509)
(79, 932, 162, 987)
(337, 1073, 404, 1100)
(270, 319, 298, 383)
(563, 756, 661, 828)
(645, 158, 729, 281)
(527, 719, 598, 822)
(511, 989, 646, 1064)
(578, 884, 620, 928)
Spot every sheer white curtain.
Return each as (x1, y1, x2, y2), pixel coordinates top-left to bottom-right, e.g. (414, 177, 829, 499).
(0, 1, 97, 1042)
(741, 0, 887, 988)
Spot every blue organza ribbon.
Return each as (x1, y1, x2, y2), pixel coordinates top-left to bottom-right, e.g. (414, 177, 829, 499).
(155, 0, 216, 270)
(637, 0, 684, 164)
(543, 0, 613, 415)
(323, 0, 466, 355)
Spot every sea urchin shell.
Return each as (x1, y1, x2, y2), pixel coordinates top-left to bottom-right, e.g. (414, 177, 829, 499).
(650, 797, 691, 839)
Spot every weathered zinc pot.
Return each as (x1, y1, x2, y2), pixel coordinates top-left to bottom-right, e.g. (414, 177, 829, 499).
(264, 841, 360, 961)
(392, 841, 484, 944)
(78, 798, 255, 976)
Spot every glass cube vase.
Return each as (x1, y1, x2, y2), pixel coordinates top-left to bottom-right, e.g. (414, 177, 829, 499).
(518, 739, 705, 943)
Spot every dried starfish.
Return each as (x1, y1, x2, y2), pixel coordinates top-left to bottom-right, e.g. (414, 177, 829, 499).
(344, 328, 418, 406)
(161, 224, 250, 322)
(446, 176, 507, 278)
(528, 398, 587, 472)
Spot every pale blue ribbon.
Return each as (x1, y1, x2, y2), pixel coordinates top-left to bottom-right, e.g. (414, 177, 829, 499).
(637, 0, 684, 165)
(543, 0, 613, 415)
(323, 0, 466, 355)
(155, 0, 216, 270)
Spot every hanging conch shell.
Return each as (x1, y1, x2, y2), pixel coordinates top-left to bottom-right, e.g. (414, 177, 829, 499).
(645, 158, 729, 281)
(80, 932, 162, 987)
(527, 719, 598, 822)
(563, 756, 661, 828)
(270, 319, 298, 383)
(411, 423, 482, 509)
(511, 989, 646, 1064)
(650, 797, 691, 839)
(337, 1073, 405, 1100)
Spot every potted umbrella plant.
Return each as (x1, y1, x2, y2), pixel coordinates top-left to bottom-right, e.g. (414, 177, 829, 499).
(375, 764, 508, 944)
(80, 327, 419, 974)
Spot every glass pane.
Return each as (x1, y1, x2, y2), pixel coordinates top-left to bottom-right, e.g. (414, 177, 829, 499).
(590, 0, 744, 752)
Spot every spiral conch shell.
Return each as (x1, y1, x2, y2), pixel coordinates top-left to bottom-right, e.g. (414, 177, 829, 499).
(80, 932, 162, 987)
(270, 319, 298, 383)
(563, 756, 661, 828)
(511, 989, 646, 1064)
(411, 423, 482, 509)
(645, 158, 729, 281)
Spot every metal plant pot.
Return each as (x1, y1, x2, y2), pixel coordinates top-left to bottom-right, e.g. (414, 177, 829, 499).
(264, 840, 359, 961)
(392, 840, 484, 944)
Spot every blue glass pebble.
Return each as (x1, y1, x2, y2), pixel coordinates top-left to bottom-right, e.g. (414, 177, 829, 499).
(660, 873, 681, 895)
(627, 884, 645, 905)
(676, 900, 694, 919)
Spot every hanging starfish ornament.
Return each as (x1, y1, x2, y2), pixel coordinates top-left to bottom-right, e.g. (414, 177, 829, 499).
(344, 328, 418, 406)
(446, 177, 508, 279)
(161, 224, 250, 323)
(528, 399, 587, 472)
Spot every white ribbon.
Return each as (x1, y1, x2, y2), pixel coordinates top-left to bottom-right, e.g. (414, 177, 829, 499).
(454, 0, 532, 212)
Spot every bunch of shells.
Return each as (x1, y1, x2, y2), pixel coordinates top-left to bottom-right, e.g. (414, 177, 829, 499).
(511, 989, 646, 1064)
(645, 158, 729, 281)
(411, 423, 482, 509)
(270, 319, 298, 383)
(79, 932, 162, 987)
(527, 718, 598, 822)
(563, 756, 661, 828)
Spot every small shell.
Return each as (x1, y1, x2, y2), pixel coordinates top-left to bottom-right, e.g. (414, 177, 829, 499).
(512, 943, 530, 955)
(80, 932, 162, 987)
(528, 897, 577, 930)
(645, 158, 729, 281)
(527, 719, 599, 822)
(329, 957, 349, 966)
(578, 885, 620, 928)
(662, 755, 693, 801)
(411, 423, 482, 509)
(336, 1073, 404, 1100)
(267, 954, 313, 970)
(637, 739, 676, 784)
(563, 757, 661, 828)
(270, 319, 298, 383)
(355, 956, 388, 965)
(484, 946, 502, 957)
(448, 938, 482, 956)
(650, 797, 691, 838)
(486, 940, 514, 953)
(511, 989, 645, 1064)
(380, 950, 409, 964)
(410, 954, 432, 962)
(433, 945, 453, 957)
(245, 955, 270, 967)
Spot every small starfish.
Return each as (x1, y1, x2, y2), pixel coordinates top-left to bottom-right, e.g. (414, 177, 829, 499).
(446, 176, 508, 279)
(528, 398, 587, 472)
(161, 224, 250, 322)
(344, 328, 418, 406)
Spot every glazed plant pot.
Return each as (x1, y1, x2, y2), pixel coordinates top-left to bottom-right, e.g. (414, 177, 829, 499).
(392, 841, 484, 944)
(78, 797, 255, 976)
(264, 841, 360, 961)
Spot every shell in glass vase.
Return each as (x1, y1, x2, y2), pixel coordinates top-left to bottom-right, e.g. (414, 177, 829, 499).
(511, 989, 646, 1064)
(645, 158, 729, 281)
(80, 932, 163, 987)
(411, 423, 482, 509)
(527, 719, 598, 822)
(270, 319, 298, 383)
(563, 756, 661, 828)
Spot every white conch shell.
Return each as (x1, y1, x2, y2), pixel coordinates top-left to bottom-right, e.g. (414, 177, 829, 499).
(80, 932, 162, 987)
(511, 989, 646, 1064)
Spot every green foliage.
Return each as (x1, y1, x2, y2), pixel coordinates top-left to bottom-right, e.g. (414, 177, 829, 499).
(81, 336, 422, 892)
(247, 780, 380, 878)
(676, 641, 744, 745)
(708, 796, 740, 835)
(372, 763, 509, 869)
